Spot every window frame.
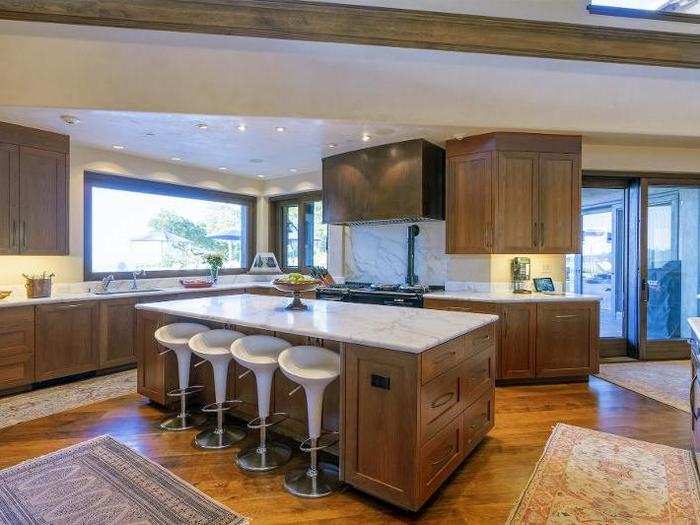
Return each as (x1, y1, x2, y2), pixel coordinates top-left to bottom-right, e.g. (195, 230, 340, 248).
(269, 191, 326, 273)
(83, 171, 256, 281)
(587, 2, 700, 24)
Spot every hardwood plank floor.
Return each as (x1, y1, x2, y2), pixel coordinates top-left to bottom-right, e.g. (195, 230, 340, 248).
(0, 377, 690, 524)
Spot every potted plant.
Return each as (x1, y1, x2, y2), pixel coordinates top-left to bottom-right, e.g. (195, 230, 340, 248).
(203, 253, 224, 284)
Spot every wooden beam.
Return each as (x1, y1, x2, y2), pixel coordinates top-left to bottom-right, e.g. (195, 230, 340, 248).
(0, 1, 699, 69)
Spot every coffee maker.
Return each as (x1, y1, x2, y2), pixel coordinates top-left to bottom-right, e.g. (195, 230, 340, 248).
(511, 257, 532, 294)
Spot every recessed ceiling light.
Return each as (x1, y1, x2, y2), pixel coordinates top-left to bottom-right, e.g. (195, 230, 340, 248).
(171, 156, 182, 161)
(236, 124, 246, 132)
(327, 143, 338, 149)
(249, 158, 264, 164)
(145, 132, 155, 137)
(362, 134, 372, 142)
(257, 174, 265, 179)
(112, 145, 125, 150)
(195, 123, 209, 130)
(289, 168, 298, 173)
(60, 115, 80, 125)
(218, 167, 228, 171)
(275, 126, 286, 133)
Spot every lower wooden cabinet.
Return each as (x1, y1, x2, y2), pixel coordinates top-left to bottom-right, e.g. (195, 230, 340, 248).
(99, 297, 138, 369)
(535, 303, 598, 377)
(424, 298, 599, 382)
(0, 307, 35, 389)
(344, 327, 496, 511)
(35, 301, 99, 381)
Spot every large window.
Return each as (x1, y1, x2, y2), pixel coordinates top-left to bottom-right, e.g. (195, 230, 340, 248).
(270, 192, 328, 272)
(84, 172, 255, 280)
(588, 1, 700, 22)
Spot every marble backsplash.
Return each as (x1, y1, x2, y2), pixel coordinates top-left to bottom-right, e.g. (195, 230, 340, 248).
(344, 222, 491, 286)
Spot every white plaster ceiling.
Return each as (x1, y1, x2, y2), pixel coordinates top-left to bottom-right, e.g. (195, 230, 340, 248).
(0, 107, 475, 179)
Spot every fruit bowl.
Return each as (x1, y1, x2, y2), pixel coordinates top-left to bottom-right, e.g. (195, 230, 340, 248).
(272, 276, 321, 310)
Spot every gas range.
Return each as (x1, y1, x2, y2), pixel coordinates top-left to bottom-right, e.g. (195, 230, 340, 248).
(316, 282, 439, 308)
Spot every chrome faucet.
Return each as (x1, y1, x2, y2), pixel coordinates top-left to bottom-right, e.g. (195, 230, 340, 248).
(101, 274, 115, 291)
(131, 270, 146, 290)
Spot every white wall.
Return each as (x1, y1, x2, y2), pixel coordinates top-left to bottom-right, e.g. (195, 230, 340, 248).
(0, 145, 264, 285)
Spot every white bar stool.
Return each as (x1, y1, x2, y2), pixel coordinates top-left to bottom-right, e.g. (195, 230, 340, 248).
(189, 329, 247, 449)
(231, 335, 293, 472)
(154, 323, 210, 431)
(278, 346, 341, 498)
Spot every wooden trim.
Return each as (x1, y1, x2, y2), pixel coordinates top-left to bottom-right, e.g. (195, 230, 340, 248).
(1, 1, 700, 69)
(588, 4, 700, 25)
(584, 170, 700, 180)
(83, 171, 257, 281)
(268, 190, 323, 272)
(0, 121, 69, 154)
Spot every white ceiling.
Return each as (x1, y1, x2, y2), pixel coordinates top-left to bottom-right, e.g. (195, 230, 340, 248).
(0, 107, 474, 179)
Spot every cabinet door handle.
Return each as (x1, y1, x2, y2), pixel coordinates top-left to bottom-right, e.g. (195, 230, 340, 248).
(54, 303, 83, 310)
(691, 376, 697, 426)
(540, 222, 545, 248)
(430, 392, 455, 409)
(533, 221, 538, 247)
(21, 220, 27, 250)
(11, 220, 17, 248)
(555, 314, 578, 319)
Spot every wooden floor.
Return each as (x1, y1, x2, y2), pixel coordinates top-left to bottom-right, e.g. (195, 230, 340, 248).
(0, 376, 690, 524)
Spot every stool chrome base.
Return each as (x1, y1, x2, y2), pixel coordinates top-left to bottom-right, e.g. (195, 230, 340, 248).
(194, 426, 246, 449)
(284, 463, 340, 498)
(236, 442, 292, 472)
(160, 412, 206, 431)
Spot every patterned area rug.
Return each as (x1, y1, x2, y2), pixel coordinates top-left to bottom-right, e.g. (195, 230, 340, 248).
(0, 435, 247, 525)
(595, 360, 690, 413)
(508, 423, 700, 524)
(0, 370, 137, 430)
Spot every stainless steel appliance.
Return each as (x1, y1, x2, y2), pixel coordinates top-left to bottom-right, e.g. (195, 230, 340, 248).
(511, 256, 532, 294)
(316, 282, 433, 308)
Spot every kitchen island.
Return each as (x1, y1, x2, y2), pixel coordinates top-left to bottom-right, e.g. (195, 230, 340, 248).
(136, 294, 498, 511)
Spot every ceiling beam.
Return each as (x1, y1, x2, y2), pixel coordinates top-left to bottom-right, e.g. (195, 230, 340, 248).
(0, 0, 699, 69)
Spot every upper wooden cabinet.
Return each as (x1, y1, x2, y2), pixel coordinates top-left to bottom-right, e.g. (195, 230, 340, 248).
(0, 122, 69, 256)
(446, 133, 581, 254)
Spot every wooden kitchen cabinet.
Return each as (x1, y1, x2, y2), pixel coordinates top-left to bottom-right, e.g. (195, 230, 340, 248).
(98, 297, 138, 369)
(0, 122, 70, 256)
(446, 132, 581, 254)
(425, 297, 599, 382)
(535, 303, 598, 378)
(0, 307, 35, 391)
(501, 304, 537, 380)
(35, 301, 99, 381)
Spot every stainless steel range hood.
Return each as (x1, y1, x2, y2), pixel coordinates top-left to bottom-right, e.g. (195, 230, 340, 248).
(322, 139, 445, 225)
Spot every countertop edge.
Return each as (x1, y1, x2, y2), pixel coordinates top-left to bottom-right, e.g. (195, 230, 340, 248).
(423, 292, 602, 303)
(0, 282, 274, 309)
(135, 301, 499, 354)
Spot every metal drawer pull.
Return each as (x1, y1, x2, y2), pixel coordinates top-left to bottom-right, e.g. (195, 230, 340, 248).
(54, 303, 83, 309)
(430, 392, 455, 409)
(555, 314, 578, 319)
(194, 359, 207, 368)
(288, 385, 302, 397)
(157, 347, 171, 357)
(691, 377, 697, 426)
(238, 369, 252, 379)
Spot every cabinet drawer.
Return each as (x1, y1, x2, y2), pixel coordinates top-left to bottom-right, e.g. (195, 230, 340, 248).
(421, 336, 464, 385)
(462, 390, 494, 456)
(462, 347, 495, 407)
(0, 352, 34, 389)
(0, 307, 35, 361)
(465, 322, 496, 360)
(420, 366, 463, 442)
(420, 416, 463, 500)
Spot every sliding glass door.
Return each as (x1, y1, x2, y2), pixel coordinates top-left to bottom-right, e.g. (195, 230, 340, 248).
(566, 182, 629, 357)
(641, 183, 700, 359)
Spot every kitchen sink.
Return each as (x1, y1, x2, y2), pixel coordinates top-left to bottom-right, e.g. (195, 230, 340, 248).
(92, 288, 164, 295)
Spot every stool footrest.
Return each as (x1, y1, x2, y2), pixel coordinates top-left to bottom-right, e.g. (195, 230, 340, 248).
(166, 385, 204, 398)
(247, 412, 288, 430)
(300, 432, 339, 452)
(201, 399, 242, 413)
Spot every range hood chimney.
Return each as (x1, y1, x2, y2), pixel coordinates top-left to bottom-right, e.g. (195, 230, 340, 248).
(322, 139, 445, 225)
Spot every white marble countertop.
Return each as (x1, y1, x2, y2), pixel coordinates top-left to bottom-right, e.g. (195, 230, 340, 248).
(0, 281, 274, 309)
(689, 318, 700, 342)
(136, 294, 499, 354)
(423, 290, 602, 303)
